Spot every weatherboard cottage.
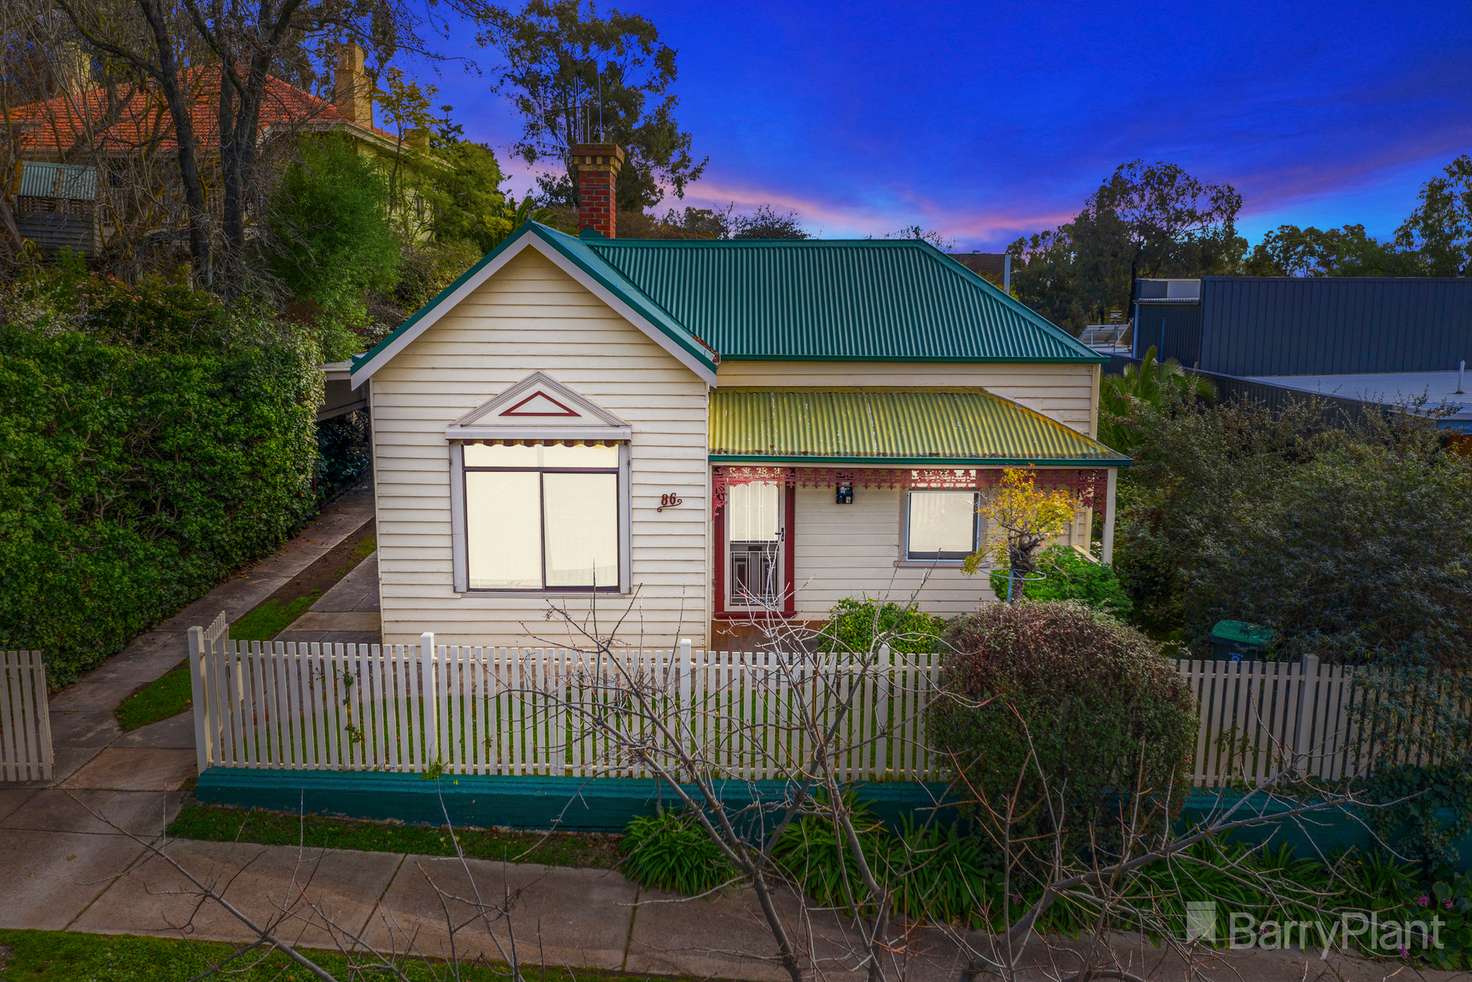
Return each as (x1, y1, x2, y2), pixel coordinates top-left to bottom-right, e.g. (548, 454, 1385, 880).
(349, 143, 1128, 650)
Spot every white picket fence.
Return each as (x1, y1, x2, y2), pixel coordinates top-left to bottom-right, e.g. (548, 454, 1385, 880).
(1, 650, 54, 783)
(188, 616, 1461, 787)
(188, 616, 939, 781)
(1180, 655, 1470, 786)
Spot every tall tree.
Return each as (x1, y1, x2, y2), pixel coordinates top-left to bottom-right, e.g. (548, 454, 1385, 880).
(1245, 223, 1418, 276)
(1397, 154, 1472, 276)
(1007, 161, 1243, 330)
(55, 0, 215, 282)
(476, 0, 705, 212)
(1089, 160, 1244, 288)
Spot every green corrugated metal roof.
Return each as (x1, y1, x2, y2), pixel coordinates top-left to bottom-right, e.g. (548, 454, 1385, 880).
(710, 388, 1130, 466)
(585, 238, 1102, 363)
(18, 161, 96, 201)
(355, 221, 1103, 381)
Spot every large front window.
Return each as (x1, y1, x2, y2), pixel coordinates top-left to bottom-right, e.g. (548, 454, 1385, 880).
(904, 490, 979, 561)
(463, 442, 620, 591)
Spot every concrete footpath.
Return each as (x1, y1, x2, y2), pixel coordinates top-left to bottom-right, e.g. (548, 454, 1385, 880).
(2, 483, 1464, 980)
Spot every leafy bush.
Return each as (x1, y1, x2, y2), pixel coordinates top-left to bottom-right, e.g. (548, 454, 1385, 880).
(1363, 761, 1472, 874)
(771, 805, 892, 910)
(989, 545, 1132, 618)
(393, 238, 484, 312)
(266, 133, 400, 358)
(0, 272, 320, 686)
(928, 602, 1197, 836)
(620, 810, 737, 895)
(1098, 346, 1214, 455)
(421, 139, 514, 252)
(1116, 399, 1472, 661)
(819, 598, 947, 654)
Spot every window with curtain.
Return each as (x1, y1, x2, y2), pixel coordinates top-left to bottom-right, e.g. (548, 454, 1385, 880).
(463, 442, 620, 590)
(905, 490, 979, 561)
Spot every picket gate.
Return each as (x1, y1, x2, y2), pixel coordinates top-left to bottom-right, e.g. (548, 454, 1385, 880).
(0, 650, 53, 783)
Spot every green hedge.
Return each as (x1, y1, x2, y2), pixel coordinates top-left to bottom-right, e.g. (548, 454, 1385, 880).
(0, 273, 321, 686)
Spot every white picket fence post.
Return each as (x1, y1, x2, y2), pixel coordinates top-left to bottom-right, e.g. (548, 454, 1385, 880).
(188, 626, 210, 773)
(420, 632, 438, 767)
(1294, 653, 1321, 775)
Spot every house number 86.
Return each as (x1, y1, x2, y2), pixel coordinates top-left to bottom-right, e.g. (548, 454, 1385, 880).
(657, 492, 684, 512)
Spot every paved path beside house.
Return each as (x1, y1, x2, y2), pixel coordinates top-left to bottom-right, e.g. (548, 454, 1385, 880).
(276, 552, 381, 644)
(19, 485, 376, 807)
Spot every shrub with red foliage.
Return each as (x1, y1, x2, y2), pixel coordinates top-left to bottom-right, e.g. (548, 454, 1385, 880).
(929, 601, 1196, 837)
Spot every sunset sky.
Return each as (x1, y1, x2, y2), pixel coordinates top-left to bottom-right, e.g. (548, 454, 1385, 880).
(405, 0, 1472, 250)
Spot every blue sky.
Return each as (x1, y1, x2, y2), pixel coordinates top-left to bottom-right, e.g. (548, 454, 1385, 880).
(403, 0, 1472, 250)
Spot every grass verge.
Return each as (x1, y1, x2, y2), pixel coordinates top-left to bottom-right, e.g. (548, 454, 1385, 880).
(167, 801, 623, 870)
(229, 592, 321, 641)
(231, 531, 376, 642)
(0, 928, 672, 981)
(114, 662, 193, 731)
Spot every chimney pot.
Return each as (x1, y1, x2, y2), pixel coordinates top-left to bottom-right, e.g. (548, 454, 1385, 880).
(571, 143, 624, 238)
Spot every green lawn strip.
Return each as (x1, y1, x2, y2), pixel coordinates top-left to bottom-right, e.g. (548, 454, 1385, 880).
(0, 928, 673, 981)
(229, 591, 323, 641)
(167, 802, 623, 870)
(114, 661, 193, 731)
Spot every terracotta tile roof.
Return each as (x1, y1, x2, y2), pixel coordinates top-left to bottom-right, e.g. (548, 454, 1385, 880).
(10, 65, 390, 154)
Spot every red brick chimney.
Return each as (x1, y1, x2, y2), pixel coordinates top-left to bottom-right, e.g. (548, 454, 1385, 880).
(571, 143, 624, 238)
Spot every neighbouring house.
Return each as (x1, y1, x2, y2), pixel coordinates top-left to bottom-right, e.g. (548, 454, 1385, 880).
(11, 160, 98, 254)
(350, 143, 1128, 650)
(1133, 276, 1472, 431)
(6, 42, 432, 256)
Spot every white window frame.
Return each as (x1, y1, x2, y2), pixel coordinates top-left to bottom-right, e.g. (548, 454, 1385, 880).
(449, 442, 632, 594)
(899, 490, 981, 565)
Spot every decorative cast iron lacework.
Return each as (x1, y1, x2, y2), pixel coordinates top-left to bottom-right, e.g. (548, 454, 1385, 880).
(711, 465, 1103, 513)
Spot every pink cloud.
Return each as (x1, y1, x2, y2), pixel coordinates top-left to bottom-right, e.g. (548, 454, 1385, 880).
(680, 178, 1075, 245)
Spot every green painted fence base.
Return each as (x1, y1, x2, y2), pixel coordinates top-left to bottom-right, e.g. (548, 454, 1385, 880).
(194, 769, 1472, 869)
(194, 768, 954, 833)
(1180, 788, 1472, 870)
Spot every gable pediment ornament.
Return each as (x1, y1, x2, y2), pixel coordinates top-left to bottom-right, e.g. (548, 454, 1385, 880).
(446, 372, 632, 442)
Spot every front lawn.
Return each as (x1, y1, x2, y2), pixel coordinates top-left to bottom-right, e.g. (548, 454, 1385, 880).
(0, 928, 671, 981)
(167, 802, 623, 870)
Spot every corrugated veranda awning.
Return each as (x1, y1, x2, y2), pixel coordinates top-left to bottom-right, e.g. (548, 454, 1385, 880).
(709, 388, 1130, 467)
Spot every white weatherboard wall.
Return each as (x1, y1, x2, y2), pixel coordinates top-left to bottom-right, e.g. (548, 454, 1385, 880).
(792, 486, 996, 617)
(370, 249, 710, 647)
